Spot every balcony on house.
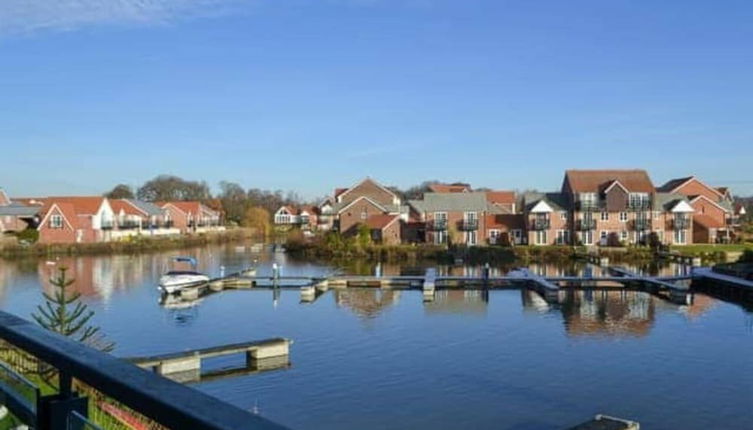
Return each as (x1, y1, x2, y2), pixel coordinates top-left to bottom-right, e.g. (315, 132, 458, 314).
(118, 220, 141, 230)
(531, 218, 550, 230)
(427, 219, 448, 231)
(100, 220, 114, 230)
(628, 200, 651, 211)
(576, 200, 599, 211)
(458, 218, 479, 231)
(673, 216, 690, 230)
(577, 218, 596, 230)
(727, 216, 740, 226)
(633, 217, 652, 231)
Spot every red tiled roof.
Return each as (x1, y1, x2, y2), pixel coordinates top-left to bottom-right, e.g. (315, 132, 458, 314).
(486, 191, 515, 205)
(366, 214, 399, 230)
(428, 184, 471, 193)
(565, 170, 655, 193)
(159, 201, 202, 215)
(44, 197, 105, 215)
(334, 188, 348, 199)
(693, 214, 724, 229)
(657, 177, 693, 193)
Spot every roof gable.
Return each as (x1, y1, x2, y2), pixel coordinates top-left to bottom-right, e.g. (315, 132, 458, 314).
(336, 195, 388, 214)
(689, 194, 730, 213)
(336, 178, 399, 203)
(38, 202, 77, 230)
(45, 197, 107, 216)
(530, 200, 554, 213)
(670, 200, 695, 213)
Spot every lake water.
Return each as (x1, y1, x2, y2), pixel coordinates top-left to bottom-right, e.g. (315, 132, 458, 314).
(0, 243, 751, 429)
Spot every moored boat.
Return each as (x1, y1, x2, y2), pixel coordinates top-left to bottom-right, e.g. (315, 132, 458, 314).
(159, 257, 209, 294)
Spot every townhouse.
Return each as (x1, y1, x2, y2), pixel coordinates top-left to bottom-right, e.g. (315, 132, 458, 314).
(408, 192, 503, 246)
(273, 205, 319, 231)
(36, 197, 116, 244)
(521, 192, 571, 246)
(110, 199, 176, 238)
(561, 170, 695, 246)
(657, 176, 738, 243)
(158, 201, 223, 234)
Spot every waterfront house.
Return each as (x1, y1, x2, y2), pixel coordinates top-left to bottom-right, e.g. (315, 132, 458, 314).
(486, 191, 517, 214)
(657, 176, 736, 243)
(521, 192, 571, 245)
(316, 197, 335, 231)
(158, 201, 222, 234)
(561, 169, 693, 246)
(0, 189, 41, 234)
(486, 212, 526, 245)
(408, 192, 502, 246)
(110, 199, 176, 239)
(273, 205, 319, 231)
(365, 214, 402, 245)
(331, 178, 406, 237)
(36, 197, 116, 244)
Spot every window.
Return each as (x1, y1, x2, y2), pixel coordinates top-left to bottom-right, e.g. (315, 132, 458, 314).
(560, 211, 568, 221)
(629, 193, 650, 209)
(556, 230, 570, 245)
(674, 229, 687, 244)
(489, 229, 500, 244)
(535, 230, 547, 245)
(50, 214, 63, 229)
(600, 212, 609, 221)
(360, 210, 368, 220)
(620, 230, 628, 241)
(619, 212, 628, 222)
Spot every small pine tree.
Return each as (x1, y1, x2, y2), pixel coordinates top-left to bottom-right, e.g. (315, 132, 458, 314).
(32, 267, 114, 352)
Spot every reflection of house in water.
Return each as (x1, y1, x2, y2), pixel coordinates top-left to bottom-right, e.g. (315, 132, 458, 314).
(560, 290, 655, 337)
(425, 290, 488, 315)
(334, 289, 401, 319)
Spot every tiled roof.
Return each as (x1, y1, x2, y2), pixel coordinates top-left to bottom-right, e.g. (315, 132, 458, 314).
(125, 199, 165, 216)
(486, 191, 516, 205)
(45, 197, 105, 215)
(110, 199, 143, 216)
(408, 192, 501, 213)
(39, 202, 79, 229)
(428, 183, 471, 193)
(522, 192, 569, 212)
(565, 170, 655, 193)
(366, 214, 399, 230)
(656, 177, 694, 193)
(0, 203, 41, 217)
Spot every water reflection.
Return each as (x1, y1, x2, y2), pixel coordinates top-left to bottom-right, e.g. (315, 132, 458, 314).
(559, 290, 655, 337)
(334, 289, 401, 320)
(425, 290, 489, 315)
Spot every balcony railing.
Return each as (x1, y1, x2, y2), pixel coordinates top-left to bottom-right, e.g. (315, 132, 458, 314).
(628, 200, 651, 211)
(577, 218, 596, 230)
(458, 219, 479, 231)
(633, 218, 652, 231)
(117, 221, 141, 230)
(100, 221, 114, 230)
(576, 201, 599, 211)
(427, 219, 448, 231)
(673, 217, 690, 230)
(531, 218, 550, 230)
(0, 310, 290, 430)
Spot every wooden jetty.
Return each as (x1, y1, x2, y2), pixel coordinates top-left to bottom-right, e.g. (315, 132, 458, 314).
(127, 338, 292, 383)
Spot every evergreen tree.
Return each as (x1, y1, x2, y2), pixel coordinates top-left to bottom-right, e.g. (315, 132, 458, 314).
(32, 267, 114, 352)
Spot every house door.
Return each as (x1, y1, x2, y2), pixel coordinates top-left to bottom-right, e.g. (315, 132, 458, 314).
(511, 229, 522, 244)
(467, 231, 477, 246)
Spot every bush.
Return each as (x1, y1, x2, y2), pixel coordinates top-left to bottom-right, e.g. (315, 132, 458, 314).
(15, 229, 39, 244)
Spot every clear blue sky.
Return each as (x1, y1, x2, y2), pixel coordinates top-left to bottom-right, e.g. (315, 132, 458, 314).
(1, 0, 752, 198)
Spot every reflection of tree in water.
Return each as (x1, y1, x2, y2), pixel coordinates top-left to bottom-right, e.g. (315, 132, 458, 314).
(334, 289, 400, 320)
(559, 290, 656, 338)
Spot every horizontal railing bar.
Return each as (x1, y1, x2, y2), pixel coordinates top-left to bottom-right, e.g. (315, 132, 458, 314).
(0, 378, 37, 425)
(0, 311, 291, 430)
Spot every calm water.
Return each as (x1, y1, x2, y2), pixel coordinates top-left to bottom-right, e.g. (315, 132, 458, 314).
(0, 243, 751, 429)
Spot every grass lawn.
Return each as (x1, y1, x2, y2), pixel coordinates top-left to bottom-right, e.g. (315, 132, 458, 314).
(671, 244, 753, 253)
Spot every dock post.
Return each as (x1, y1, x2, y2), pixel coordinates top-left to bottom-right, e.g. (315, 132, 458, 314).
(423, 268, 436, 302)
(482, 263, 490, 288)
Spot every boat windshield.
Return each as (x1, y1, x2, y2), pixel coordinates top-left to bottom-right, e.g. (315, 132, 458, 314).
(164, 271, 204, 276)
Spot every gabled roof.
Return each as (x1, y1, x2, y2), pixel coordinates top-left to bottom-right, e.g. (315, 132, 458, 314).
(688, 194, 731, 213)
(125, 199, 164, 217)
(602, 179, 629, 194)
(365, 214, 400, 230)
(657, 176, 724, 199)
(44, 197, 107, 216)
(653, 192, 690, 212)
(335, 195, 389, 214)
(38, 202, 78, 230)
(159, 201, 217, 216)
(428, 183, 471, 193)
(486, 191, 516, 206)
(336, 178, 399, 203)
(522, 192, 569, 212)
(564, 170, 654, 193)
(408, 192, 500, 213)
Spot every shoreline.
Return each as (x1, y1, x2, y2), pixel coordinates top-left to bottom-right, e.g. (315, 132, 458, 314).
(0, 229, 256, 260)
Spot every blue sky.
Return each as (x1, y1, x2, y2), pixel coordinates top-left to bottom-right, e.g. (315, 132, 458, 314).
(1, 0, 752, 198)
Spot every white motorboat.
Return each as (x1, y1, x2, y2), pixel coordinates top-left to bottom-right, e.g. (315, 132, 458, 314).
(159, 257, 210, 294)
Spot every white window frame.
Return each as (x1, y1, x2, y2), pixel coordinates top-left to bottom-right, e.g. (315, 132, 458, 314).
(535, 230, 547, 245)
(50, 214, 63, 229)
(582, 230, 593, 245)
(674, 229, 686, 245)
(620, 230, 628, 241)
(619, 212, 628, 222)
(560, 211, 568, 221)
(600, 211, 609, 221)
(555, 230, 570, 245)
(489, 229, 501, 244)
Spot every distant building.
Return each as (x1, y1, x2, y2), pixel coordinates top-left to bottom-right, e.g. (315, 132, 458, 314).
(157, 201, 222, 234)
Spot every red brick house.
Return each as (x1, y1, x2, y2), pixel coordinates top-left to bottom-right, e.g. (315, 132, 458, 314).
(331, 178, 405, 239)
(273, 205, 319, 231)
(37, 201, 80, 244)
(158, 201, 222, 234)
(562, 169, 694, 246)
(366, 214, 401, 245)
(36, 197, 116, 244)
(408, 192, 502, 246)
(657, 176, 736, 243)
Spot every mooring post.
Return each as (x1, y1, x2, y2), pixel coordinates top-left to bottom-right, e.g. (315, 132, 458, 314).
(483, 263, 490, 288)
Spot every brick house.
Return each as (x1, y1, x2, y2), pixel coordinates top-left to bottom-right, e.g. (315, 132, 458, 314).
(657, 176, 736, 243)
(331, 178, 406, 238)
(366, 214, 402, 245)
(562, 170, 694, 246)
(408, 192, 502, 246)
(110, 199, 175, 238)
(158, 201, 222, 234)
(521, 192, 571, 245)
(36, 197, 116, 244)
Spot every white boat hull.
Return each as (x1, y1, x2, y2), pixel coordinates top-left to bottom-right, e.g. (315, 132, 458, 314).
(159, 274, 210, 294)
